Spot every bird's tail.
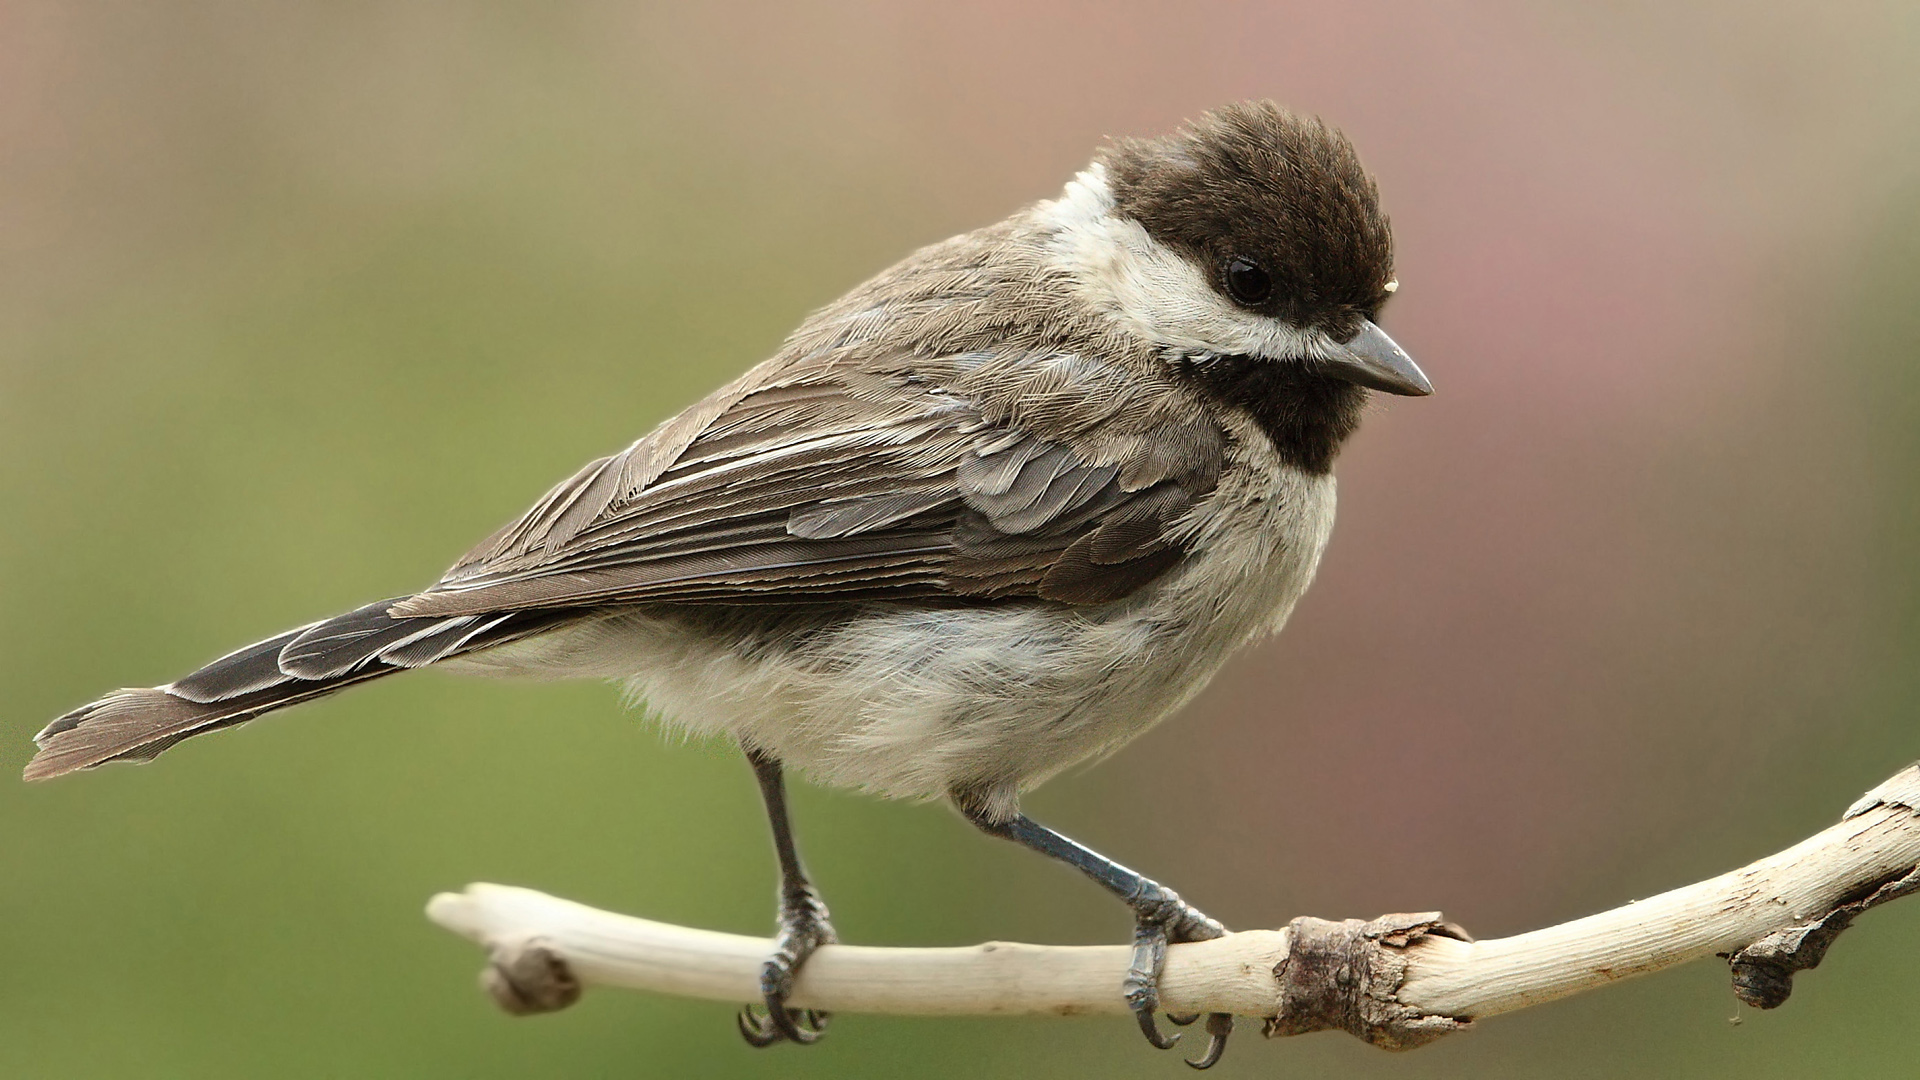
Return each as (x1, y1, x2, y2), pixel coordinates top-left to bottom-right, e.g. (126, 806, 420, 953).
(23, 598, 557, 781)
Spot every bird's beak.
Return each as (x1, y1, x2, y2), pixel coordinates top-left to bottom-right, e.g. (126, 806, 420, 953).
(1320, 320, 1433, 396)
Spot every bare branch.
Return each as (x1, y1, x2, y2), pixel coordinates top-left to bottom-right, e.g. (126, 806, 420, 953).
(427, 762, 1920, 1048)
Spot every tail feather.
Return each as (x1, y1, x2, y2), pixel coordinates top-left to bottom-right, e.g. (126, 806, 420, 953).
(279, 598, 456, 679)
(25, 598, 565, 782)
(378, 612, 519, 669)
(25, 670, 394, 781)
(279, 601, 527, 679)
(169, 623, 319, 703)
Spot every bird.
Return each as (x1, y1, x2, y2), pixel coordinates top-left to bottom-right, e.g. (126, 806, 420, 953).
(25, 100, 1429, 1069)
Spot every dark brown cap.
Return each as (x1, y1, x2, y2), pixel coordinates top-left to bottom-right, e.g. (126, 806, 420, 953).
(1100, 102, 1394, 335)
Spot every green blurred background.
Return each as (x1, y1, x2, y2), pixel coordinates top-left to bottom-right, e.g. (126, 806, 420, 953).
(6, 2, 1920, 1076)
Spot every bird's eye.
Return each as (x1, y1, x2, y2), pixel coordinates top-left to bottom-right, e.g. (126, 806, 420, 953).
(1224, 257, 1271, 306)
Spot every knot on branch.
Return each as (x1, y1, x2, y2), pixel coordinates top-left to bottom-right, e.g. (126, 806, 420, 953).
(1726, 864, 1920, 1009)
(1263, 912, 1473, 1050)
(481, 934, 582, 1016)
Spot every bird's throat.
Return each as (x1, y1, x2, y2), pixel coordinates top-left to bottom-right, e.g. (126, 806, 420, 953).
(1173, 356, 1367, 475)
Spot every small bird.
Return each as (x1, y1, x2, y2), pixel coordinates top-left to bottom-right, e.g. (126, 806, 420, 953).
(26, 101, 1428, 1068)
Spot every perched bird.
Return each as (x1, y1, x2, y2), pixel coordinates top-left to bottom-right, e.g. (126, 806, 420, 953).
(25, 101, 1428, 1068)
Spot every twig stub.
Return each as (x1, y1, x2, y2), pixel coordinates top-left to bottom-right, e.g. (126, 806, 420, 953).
(482, 935, 582, 1016)
(1720, 764, 1920, 1009)
(1265, 913, 1473, 1049)
(1725, 865, 1920, 1009)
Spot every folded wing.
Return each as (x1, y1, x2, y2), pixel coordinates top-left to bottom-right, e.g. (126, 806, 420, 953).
(395, 354, 1224, 618)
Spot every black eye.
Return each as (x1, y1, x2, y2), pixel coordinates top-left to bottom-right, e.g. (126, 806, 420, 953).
(1224, 257, 1271, 306)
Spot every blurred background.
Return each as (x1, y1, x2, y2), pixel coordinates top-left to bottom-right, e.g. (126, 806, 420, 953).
(5, 1, 1920, 1076)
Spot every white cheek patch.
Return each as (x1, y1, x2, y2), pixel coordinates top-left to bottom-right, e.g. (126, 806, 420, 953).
(1036, 164, 1336, 361)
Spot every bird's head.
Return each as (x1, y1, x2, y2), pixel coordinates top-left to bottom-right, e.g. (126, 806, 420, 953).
(1045, 101, 1430, 397)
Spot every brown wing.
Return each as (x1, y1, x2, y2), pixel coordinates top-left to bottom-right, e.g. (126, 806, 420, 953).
(392, 356, 1222, 619)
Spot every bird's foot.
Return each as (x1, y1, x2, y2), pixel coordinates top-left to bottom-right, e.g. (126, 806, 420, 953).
(737, 883, 837, 1047)
(1123, 889, 1235, 1070)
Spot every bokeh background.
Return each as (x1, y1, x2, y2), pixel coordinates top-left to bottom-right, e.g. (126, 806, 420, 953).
(6, 2, 1920, 1076)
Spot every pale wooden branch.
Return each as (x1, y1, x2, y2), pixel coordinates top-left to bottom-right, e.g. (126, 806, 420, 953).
(426, 762, 1920, 1048)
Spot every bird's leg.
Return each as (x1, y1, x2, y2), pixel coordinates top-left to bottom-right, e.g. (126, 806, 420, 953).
(954, 792, 1236, 1070)
(736, 744, 837, 1048)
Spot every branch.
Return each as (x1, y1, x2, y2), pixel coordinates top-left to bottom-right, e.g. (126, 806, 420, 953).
(426, 763, 1920, 1049)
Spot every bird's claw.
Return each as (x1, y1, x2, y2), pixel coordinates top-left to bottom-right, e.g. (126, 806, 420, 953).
(1135, 1007, 1181, 1050)
(1185, 1012, 1235, 1070)
(736, 1001, 829, 1046)
(1122, 889, 1235, 1068)
(737, 884, 836, 1049)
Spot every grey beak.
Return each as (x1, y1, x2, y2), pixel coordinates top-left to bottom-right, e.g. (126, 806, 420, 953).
(1320, 320, 1433, 396)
